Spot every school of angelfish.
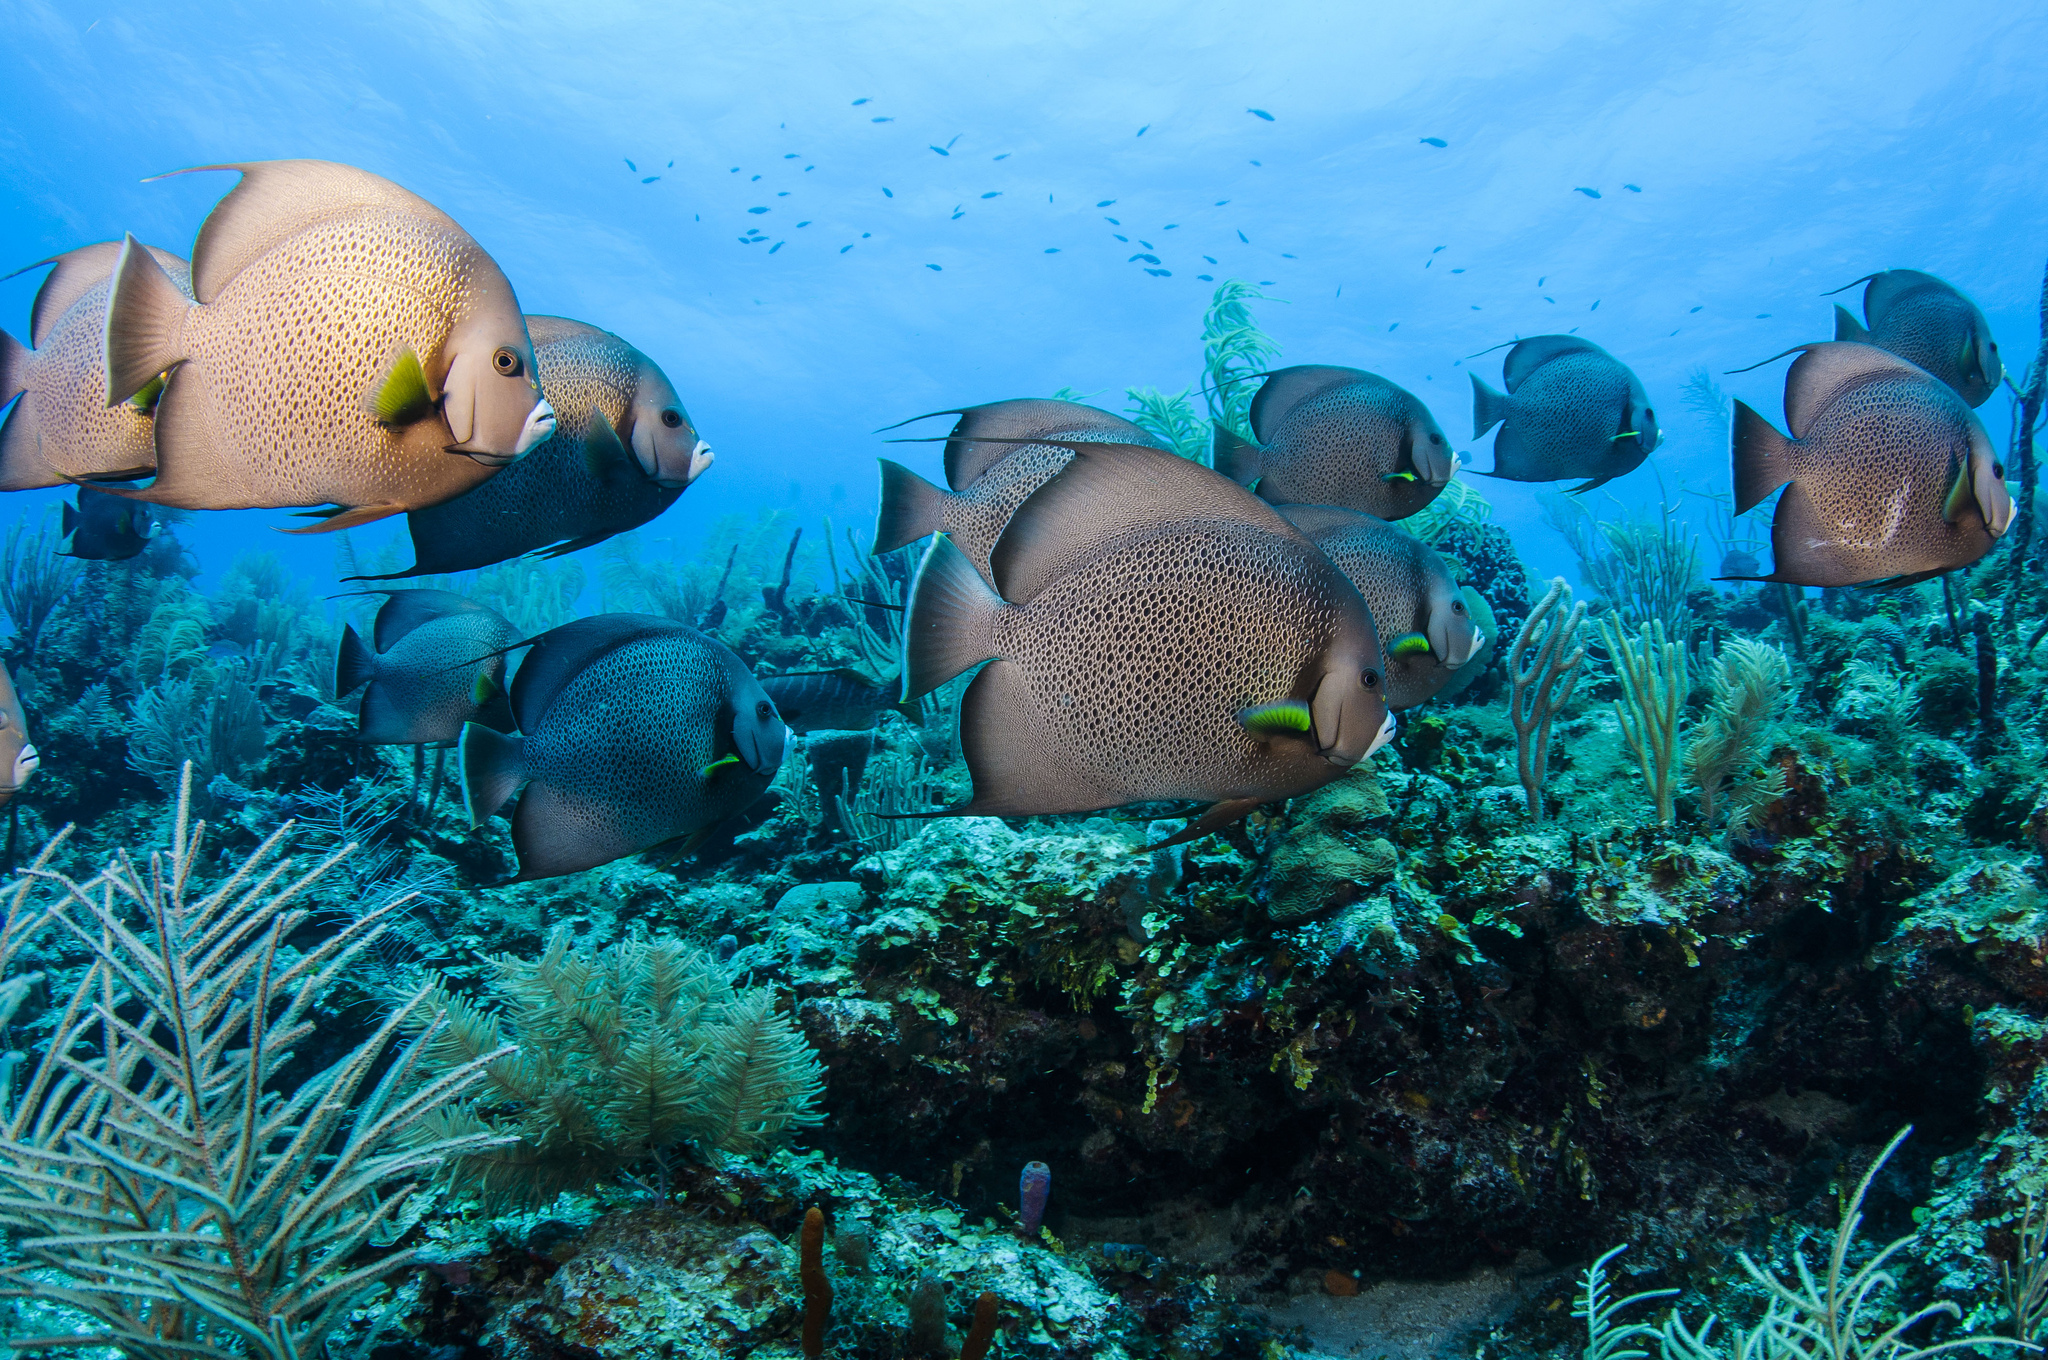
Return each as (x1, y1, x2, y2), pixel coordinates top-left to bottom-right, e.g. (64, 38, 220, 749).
(0, 159, 2015, 880)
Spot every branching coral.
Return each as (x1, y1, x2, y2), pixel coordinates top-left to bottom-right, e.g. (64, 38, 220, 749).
(0, 510, 83, 663)
(1509, 578, 1589, 820)
(126, 673, 268, 793)
(1545, 492, 1702, 639)
(1688, 639, 1791, 827)
(0, 764, 509, 1360)
(409, 932, 825, 1208)
(1657, 1128, 2023, 1360)
(1600, 617, 1690, 826)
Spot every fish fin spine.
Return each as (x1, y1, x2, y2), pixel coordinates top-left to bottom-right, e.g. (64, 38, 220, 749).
(1148, 797, 1266, 850)
(1730, 399, 1795, 516)
(874, 458, 956, 555)
(459, 721, 526, 828)
(279, 503, 407, 534)
(102, 235, 191, 406)
(1211, 424, 1262, 486)
(1832, 304, 1869, 344)
(0, 329, 27, 409)
(336, 624, 377, 696)
(903, 535, 1003, 700)
(1470, 374, 1510, 438)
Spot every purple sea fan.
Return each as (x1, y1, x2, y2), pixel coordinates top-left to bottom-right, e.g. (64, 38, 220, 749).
(1020, 1161, 1052, 1236)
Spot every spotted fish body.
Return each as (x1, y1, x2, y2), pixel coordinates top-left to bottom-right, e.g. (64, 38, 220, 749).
(904, 442, 1393, 843)
(1730, 342, 2012, 589)
(460, 615, 788, 882)
(1274, 504, 1482, 710)
(872, 398, 1163, 582)
(358, 316, 712, 578)
(0, 242, 191, 490)
(1470, 336, 1657, 492)
(1833, 269, 2001, 407)
(0, 659, 38, 807)
(60, 486, 160, 561)
(336, 590, 517, 744)
(1214, 366, 1454, 520)
(97, 160, 554, 532)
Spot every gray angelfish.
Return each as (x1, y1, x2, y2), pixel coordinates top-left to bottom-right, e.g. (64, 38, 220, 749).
(60, 486, 162, 561)
(1273, 504, 1482, 710)
(762, 668, 918, 733)
(902, 441, 1394, 846)
(353, 315, 713, 579)
(97, 160, 555, 532)
(1730, 341, 2012, 589)
(1470, 335, 1657, 492)
(0, 241, 192, 490)
(461, 614, 787, 882)
(0, 659, 39, 808)
(873, 398, 1164, 581)
(336, 590, 518, 744)
(1831, 269, 2001, 407)
(1213, 366, 1454, 520)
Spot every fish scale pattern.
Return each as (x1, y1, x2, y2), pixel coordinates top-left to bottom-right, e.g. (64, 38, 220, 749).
(1292, 513, 1466, 709)
(366, 611, 517, 743)
(1500, 351, 1644, 481)
(398, 319, 684, 573)
(0, 252, 191, 490)
(521, 633, 766, 867)
(160, 207, 508, 511)
(1781, 376, 1993, 582)
(1871, 292, 1989, 402)
(985, 520, 1359, 808)
(1257, 380, 1446, 519)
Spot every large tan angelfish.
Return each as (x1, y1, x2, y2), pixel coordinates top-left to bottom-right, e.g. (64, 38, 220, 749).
(0, 241, 192, 490)
(97, 159, 556, 532)
(1729, 342, 2012, 589)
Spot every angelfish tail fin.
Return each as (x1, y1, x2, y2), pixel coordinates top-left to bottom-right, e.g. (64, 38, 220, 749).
(1731, 399, 1796, 515)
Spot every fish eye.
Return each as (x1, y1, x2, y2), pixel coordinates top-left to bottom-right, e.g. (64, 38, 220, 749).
(492, 347, 522, 376)
(756, 699, 773, 721)
(1452, 600, 1466, 614)
(1994, 461, 2007, 479)
(661, 410, 684, 429)
(1428, 432, 1444, 445)
(1361, 668, 1381, 689)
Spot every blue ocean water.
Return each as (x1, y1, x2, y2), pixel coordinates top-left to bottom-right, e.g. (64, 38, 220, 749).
(5, 0, 2043, 586)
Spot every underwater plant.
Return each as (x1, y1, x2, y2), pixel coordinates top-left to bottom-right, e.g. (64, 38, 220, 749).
(1544, 490, 1703, 639)
(0, 765, 509, 1360)
(0, 509, 82, 664)
(1655, 1128, 2022, 1360)
(1405, 477, 1494, 546)
(125, 672, 267, 793)
(1688, 638, 1791, 827)
(1509, 577, 1589, 820)
(1122, 385, 1209, 459)
(407, 931, 826, 1207)
(1601, 617, 1690, 826)
(1200, 281, 1284, 445)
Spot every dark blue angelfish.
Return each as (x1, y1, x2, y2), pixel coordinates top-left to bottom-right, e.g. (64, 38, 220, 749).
(1470, 335, 1656, 493)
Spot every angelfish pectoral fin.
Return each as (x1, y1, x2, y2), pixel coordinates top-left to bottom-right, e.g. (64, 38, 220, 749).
(701, 754, 742, 777)
(372, 348, 436, 425)
(1942, 457, 1973, 524)
(1388, 633, 1433, 658)
(1382, 470, 1419, 483)
(1236, 700, 1313, 735)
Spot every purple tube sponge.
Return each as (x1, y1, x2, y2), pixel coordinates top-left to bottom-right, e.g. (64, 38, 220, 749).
(1020, 1161, 1052, 1236)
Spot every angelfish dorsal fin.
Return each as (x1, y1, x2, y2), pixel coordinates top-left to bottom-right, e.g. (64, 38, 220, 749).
(1237, 699, 1312, 735)
(373, 347, 435, 425)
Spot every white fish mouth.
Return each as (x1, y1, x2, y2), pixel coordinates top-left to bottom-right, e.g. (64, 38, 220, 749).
(12, 744, 39, 787)
(656, 440, 715, 490)
(1365, 711, 1397, 757)
(514, 400, 557, 457)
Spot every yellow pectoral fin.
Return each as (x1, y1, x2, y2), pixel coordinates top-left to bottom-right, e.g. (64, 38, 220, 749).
(128, 371, 167, 414)
(701, 754, 741, 777)
(1237, 700, 1312, 736)
(471, 671, 501, 705)
(1389, 633, 1433, 657)
(373, 348, 436, 425)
